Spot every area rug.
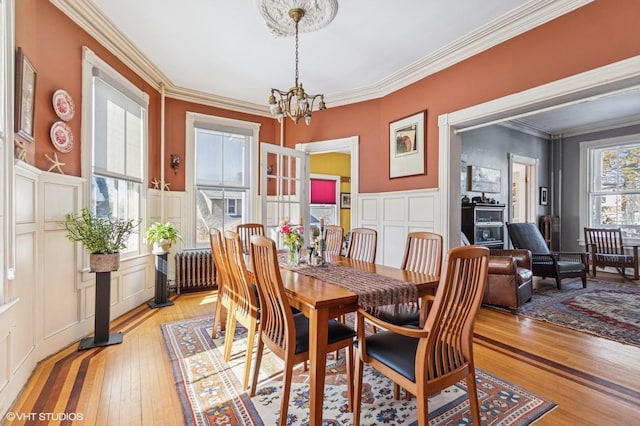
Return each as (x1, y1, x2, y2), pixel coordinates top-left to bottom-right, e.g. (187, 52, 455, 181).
(518, 278, 640, 346)
(161, 315, 555, 425)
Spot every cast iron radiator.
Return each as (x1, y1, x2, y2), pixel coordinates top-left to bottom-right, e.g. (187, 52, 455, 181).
(174, 249, 216, 293)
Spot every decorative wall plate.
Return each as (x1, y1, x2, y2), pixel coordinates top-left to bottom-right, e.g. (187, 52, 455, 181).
(50, 121, 74, 153)
(52, 89, 75, 121)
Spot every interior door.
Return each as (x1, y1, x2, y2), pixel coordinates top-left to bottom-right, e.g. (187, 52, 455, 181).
(261, 143, 310, 248)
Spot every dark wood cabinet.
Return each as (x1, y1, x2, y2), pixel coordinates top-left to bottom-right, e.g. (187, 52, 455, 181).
(462, 203, 506, 249)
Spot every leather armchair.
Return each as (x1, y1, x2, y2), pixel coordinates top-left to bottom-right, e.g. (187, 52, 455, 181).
(483, 249, 533, 313)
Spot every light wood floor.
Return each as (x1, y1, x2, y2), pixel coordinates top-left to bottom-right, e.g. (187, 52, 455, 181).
(6, 274, 640, 425)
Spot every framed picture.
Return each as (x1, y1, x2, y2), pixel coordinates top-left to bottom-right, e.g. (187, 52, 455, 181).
(15, 47, 37, 144)
(540, 186, 548, 205)
(340, 192, 351, 209)
(389, 111, 426, 178)
(469, 165, 501, 193)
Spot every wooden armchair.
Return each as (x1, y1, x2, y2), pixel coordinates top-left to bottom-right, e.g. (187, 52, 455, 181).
(507, 222, 587, 289)
(584, 227, 639, 280)
(353, 245, 489, 426)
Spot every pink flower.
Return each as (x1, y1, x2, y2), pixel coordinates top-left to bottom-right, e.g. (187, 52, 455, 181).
(281, 224, 291, 234)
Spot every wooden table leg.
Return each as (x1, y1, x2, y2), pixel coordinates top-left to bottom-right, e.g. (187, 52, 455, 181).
(308, 307, 329, 426)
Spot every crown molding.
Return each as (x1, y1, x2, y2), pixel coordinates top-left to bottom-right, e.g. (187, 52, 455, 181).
(329, 0, 593, 107)
(51, 0, 592, 112)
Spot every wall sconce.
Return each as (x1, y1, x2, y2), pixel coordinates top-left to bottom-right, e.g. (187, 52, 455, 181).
(170, 154, 180, 174)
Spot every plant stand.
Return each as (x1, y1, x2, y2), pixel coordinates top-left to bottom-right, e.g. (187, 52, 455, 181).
(148, 252, 174, 308)
(78, 271, 123, 350)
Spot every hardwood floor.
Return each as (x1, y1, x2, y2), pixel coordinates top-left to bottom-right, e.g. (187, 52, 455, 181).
(6, 275, 640, 425)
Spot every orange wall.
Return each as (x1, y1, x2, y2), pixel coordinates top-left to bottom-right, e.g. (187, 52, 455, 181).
(282, 0, 640, 193)
(15, 0, 640, 194)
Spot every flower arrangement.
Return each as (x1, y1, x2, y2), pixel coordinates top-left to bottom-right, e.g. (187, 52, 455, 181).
(279, 220, 304, 249)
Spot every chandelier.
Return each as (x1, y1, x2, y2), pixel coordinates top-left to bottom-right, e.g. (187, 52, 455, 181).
(268, 8, 326, 126)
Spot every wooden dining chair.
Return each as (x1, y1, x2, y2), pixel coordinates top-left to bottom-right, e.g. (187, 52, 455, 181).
(249, 235, 356, 426)
(237, 223, 264, 254)
(374, 231, 443, 325)
(353, 245, 489, 426)
(324, 225, 344, 256)
(223, 230, 260, 390)
(209, 228, 235, 347)
(345, 227, 377, 263)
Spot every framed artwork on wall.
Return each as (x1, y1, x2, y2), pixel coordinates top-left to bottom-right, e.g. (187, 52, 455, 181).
(15, 47, 37, 144)
(340, 192, 351, 209)
(469, 165, 501, 193)
(389, 110, 426, 178)
(540, 186, 548, 205)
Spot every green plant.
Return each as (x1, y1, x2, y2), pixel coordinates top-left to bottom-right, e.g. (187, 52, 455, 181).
(64, 208, 138, 254)
(144, 221, 181, 245)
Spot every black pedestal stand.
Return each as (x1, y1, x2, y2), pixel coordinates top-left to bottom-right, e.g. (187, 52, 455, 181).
(78, 271, 123, 350)
(148, 252, 174, 308)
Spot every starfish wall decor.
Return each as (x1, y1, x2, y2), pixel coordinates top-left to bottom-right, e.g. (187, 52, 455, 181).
(45, 152, 66, 174)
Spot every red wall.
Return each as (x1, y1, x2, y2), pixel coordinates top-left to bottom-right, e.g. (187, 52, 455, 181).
(282, 0, 640, 193)
(15, 0, 640, 193)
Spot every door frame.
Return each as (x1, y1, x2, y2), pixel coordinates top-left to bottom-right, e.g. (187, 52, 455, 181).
(296, 136, 359, 230)
(508, 153, 538, 226)
(439, 56, 640, 251)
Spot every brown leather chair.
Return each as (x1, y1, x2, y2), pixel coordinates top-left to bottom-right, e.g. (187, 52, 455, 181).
(483, 249, 533, 313)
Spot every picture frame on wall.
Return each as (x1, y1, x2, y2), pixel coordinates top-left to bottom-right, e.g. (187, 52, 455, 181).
(15, 47, 37, 144)
(469, 165, 501, 193)
(389, 110, 426, 178)
(540, 186, 548, 205)
(340, 192, 351, 209)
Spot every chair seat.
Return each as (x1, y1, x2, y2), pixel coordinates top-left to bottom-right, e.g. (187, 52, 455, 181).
(363, 331, 419, 381)
(293, 315, 356, 354)
(595, 253, 635, 264)
(556, 260, 586, 273)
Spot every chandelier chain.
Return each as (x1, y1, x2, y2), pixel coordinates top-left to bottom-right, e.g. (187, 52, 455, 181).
(294, 18, 299, 87)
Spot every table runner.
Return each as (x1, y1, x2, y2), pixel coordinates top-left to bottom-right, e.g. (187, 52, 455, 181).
(277, 251, 417, 309)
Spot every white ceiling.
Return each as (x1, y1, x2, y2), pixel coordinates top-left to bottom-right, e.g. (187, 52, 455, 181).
(54, 0, 640, 133)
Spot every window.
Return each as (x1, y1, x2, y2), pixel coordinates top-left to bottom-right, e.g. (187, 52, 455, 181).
(309, 176, 339, 227)
(187, 113, 259, 248)
(83, 48, 147, 256)
(0, 0, 9, 304)
(583, 135, 640, 241)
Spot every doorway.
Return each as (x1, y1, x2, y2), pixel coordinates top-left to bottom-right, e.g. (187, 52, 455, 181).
(509, 154, 538, 224)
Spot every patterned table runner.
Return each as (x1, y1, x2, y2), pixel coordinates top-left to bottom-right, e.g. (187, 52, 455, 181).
(278, 251, 417, 309)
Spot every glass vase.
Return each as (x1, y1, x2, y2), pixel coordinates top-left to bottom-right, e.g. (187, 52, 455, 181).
(286, 245, 300, 266)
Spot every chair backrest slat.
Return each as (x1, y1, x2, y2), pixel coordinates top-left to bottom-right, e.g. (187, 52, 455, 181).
(224, 230, 259, 317)
(324, 225, 344, 256)
(210, 228, 234, 301)
(237, 223, 265, 254)
(345, 228, 377, 263)
(401, 231, 443, 275)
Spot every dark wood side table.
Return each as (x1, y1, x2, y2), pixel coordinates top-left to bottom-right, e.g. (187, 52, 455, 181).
(148, 252, 174, 308)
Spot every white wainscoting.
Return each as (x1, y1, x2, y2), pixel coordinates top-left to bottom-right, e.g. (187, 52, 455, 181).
(356, 188, 441, 267)
(0, 163, 159, 416)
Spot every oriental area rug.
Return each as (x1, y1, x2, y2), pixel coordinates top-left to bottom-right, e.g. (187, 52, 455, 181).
(161, 315, 555, 426)
(518, 278, 640, 346)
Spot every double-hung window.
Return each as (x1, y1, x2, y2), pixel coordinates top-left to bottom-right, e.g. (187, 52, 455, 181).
(583, 135, 640, 241)
(187, 113, 259, 248)
(83, 48, 147, 256)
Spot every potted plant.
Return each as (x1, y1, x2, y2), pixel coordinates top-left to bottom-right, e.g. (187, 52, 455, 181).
(64, 207, 138, 272)
(144, 221, 181, 254)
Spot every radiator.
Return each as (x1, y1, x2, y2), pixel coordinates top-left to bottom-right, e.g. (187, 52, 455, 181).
(175, 249, 216, 293)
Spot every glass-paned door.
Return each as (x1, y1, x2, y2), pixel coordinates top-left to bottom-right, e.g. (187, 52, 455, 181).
(261, 143, 309, 248)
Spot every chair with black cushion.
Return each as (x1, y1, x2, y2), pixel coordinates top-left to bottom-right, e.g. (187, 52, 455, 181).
(374, 232, 443, 327)
(223, 230, 260, 390)
(249, 235, 356, 426)
(584, 227, 639, 280)
(236, 223, 264, 254)
(507, 222, 587, 289)
(345, 227, 377, 263)
(324, 225, 344, 256)
(353, 245, 489, 426)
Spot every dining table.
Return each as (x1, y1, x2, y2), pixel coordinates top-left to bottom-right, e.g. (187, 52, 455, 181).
(274, 252, 440, 426)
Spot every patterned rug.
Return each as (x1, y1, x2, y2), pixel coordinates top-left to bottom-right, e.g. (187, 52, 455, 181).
(161, 315, 555, 425)
(518, 278, 640, 346)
